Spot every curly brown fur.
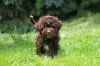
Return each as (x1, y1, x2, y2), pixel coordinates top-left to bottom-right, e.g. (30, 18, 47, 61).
(29, 15, 62, 57)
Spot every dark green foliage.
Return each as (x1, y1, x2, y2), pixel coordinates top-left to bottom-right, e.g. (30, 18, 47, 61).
(45, 0, 63, 8)
(30, 0, 43, 16)
(0, 0, 100, 19)
(0, 0, 100, 33)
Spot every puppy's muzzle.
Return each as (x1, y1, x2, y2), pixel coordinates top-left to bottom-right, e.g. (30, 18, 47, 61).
(46, 28, 56, 38)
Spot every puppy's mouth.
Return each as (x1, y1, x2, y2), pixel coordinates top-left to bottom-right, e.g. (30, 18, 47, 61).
(46, 31, 56, 38)
(47, 35, 52, 38)
(42, 28, 57, 38)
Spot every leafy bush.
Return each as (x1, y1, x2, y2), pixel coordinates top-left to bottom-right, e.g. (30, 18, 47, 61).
(0, 0, 100, 19)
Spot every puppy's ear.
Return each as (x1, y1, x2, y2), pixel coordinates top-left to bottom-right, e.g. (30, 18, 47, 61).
(29, 15, 36, 25)
(56, 20, 62, 31)
(54, 16, 62, 31)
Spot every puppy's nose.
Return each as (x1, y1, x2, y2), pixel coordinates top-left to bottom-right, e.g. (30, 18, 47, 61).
(47, 30, 51, 33)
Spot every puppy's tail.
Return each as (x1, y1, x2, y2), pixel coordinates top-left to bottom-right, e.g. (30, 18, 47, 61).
(29, 15, 36, 25)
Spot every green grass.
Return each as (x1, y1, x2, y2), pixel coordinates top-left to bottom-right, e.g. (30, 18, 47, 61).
(0, 12, 100, 66)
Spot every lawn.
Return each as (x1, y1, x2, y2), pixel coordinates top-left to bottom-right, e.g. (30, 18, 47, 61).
(0, 12, 100, 66)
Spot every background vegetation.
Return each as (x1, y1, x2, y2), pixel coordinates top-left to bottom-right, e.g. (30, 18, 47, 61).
(0, 0, 100, 33)
(0, 0, 100, 19)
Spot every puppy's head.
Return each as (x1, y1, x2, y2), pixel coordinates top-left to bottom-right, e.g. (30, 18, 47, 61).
(30, 15, 62, 38)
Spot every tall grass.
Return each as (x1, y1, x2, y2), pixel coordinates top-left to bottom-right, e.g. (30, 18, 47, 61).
(0, 12, 100, 66)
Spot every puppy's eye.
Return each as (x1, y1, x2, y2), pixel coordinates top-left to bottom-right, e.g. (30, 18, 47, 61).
(47, 25, 51, 27)
(52, 26, 55, 28)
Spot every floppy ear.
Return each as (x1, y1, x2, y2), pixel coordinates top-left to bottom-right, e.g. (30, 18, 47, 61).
(29, 15, 36, 25)
(56, 20, 62, 31)
(53, 16, 62, 31)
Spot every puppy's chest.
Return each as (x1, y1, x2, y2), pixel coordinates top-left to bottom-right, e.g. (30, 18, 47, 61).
(43, 42, 51, 51)
(43, 39, 53, 51)
(44, 38, 53, 44)
(44, 44, 49, 51)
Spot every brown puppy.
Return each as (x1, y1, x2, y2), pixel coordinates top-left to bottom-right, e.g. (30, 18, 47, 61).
(30, 15, 62, 57)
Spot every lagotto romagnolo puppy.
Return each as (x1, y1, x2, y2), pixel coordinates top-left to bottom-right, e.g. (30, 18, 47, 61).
(29, 15, 62, 57)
